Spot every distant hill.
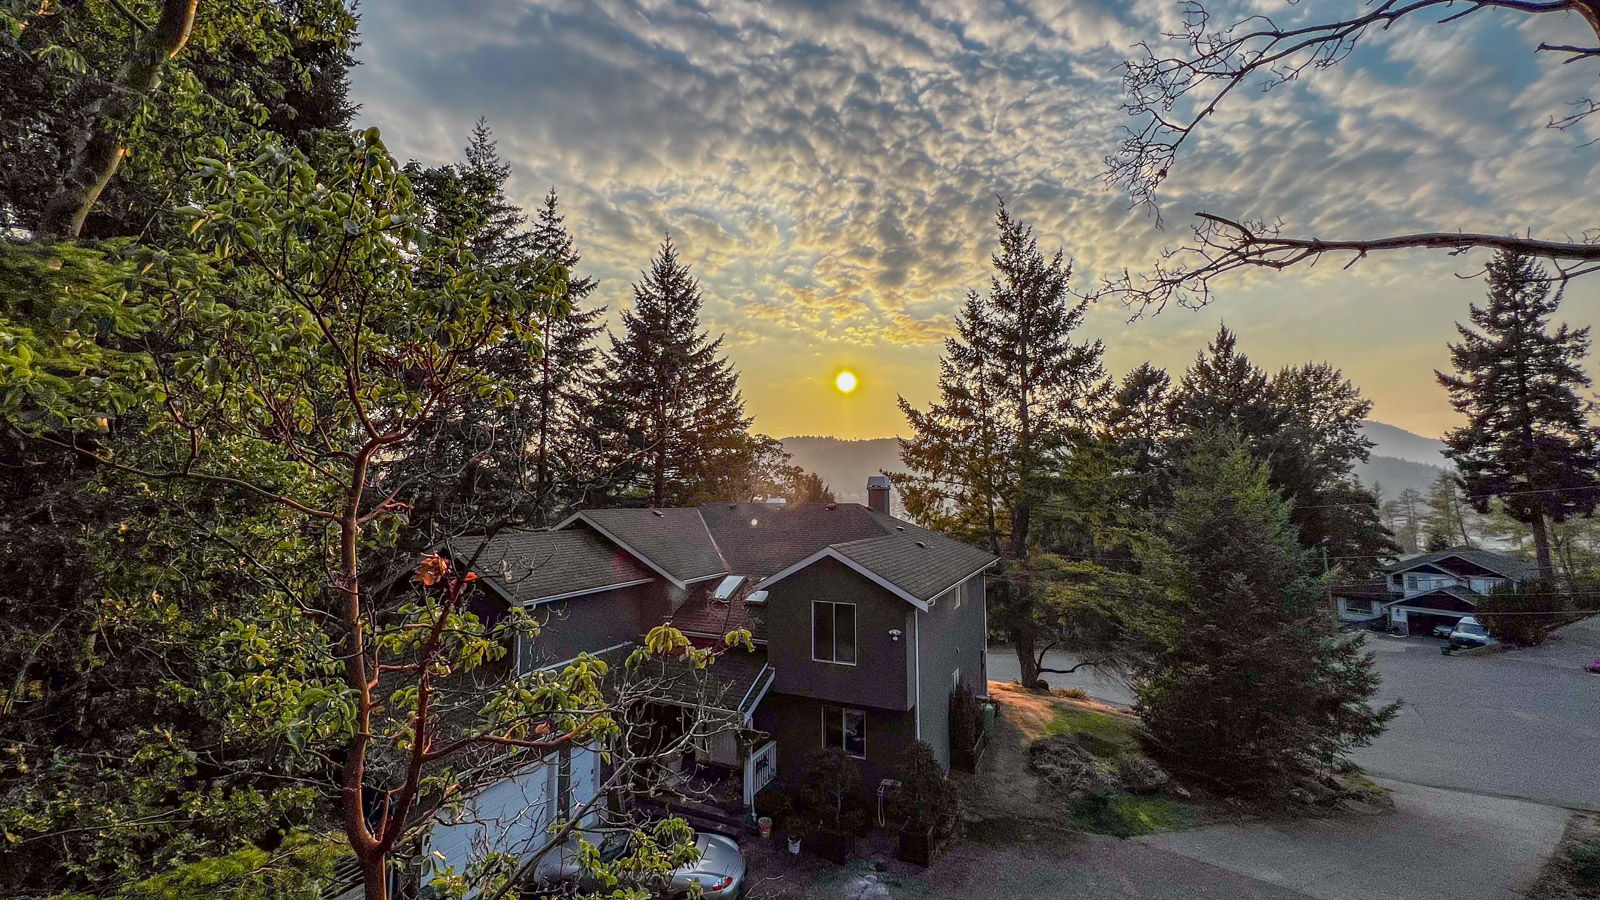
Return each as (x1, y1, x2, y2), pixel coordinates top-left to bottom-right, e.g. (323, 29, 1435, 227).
(780, 436, 902, 506)
(1360, 420, 1449, 468)
(1354, 455, 1446, 499)
(783, 421, 1455, 509)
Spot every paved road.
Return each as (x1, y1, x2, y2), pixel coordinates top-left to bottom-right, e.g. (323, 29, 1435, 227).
(991, 617, 1600, 810)
(1136, 778, 1566, 900)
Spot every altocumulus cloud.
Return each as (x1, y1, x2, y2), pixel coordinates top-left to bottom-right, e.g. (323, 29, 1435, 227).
(351, 0, 1599, 435)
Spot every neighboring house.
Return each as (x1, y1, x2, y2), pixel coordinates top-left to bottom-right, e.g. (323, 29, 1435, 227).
(1334, 547, 1537, 635)
(420, 484, 996, 881)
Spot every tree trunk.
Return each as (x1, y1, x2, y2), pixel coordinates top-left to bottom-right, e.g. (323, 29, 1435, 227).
(38, 0, 199, 238)
(1014, 627, 1040, 689)
(1530, 511, 1555, 580)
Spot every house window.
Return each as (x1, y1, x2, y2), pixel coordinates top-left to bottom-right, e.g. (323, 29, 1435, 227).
(812, 601, 857, 665)
(1405, 575, 1418, 591)
(822, 705, 866, 758)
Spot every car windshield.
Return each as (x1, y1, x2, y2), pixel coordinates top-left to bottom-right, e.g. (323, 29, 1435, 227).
(1457, 624, 1488, 637)
(597, 832, 633, 864)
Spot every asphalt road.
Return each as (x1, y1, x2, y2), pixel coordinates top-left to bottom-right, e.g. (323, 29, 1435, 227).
(972, 623, 1600, 898)
(990, 616, 1600, 810)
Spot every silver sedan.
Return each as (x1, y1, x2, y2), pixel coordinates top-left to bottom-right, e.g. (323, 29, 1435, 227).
(531, 829, 746, 898)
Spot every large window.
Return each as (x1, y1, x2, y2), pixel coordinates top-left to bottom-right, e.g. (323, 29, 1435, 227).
(812, 601, 857, 665)
(822, 705, 866, 758)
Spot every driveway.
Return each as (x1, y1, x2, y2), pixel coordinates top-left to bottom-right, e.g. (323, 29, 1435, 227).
(991, 619, 1600, 810)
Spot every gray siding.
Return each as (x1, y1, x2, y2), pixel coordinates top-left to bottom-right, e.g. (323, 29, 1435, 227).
(761, 556, 909, 710)
(912, 575, 988, 769)
(518, 582, 660, 671)
(752, 692, 917, 795)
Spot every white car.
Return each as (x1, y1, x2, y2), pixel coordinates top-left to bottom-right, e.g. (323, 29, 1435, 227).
(1448, 616, 1496, 649)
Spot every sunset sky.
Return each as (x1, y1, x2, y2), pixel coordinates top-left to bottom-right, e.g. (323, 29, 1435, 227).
(351, 0, 1600, 441)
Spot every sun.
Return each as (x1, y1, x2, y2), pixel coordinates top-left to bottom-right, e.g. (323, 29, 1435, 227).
(834, 370, 859, 394)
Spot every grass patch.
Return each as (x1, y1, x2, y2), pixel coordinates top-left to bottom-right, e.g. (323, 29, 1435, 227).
(1066, 794, 1195, 838)
(1045, 706, 1141, 751)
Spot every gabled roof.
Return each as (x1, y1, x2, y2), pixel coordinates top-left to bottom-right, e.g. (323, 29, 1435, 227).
(753, 510, 998, 610)
(697, 502, 889, 577)
(1386, 583, 1482, 611)
(448, 529, 655, 606)
(555, 508, 729, 589)
(1388, 547, 1537, 581)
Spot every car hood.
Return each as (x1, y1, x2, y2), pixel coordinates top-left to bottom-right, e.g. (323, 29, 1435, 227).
(676, 834, 742, 878)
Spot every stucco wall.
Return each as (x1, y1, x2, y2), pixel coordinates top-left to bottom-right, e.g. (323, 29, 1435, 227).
(518, 582, 657, 671)
(751, 691, 917, 796)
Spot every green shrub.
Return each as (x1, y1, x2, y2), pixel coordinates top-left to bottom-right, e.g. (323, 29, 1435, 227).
(1477, 579, 1569, 646)
(888, 741, 961, 840)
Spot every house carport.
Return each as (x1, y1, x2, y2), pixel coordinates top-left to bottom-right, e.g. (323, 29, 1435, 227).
(1386, 586, 1478, 636)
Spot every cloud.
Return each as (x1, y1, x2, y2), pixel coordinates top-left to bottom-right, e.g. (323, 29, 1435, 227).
(350, 0, 1600, 438)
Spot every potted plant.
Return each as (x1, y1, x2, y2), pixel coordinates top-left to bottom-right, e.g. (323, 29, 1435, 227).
(799, 749, 863, 864)
(889, 741, 961, 866)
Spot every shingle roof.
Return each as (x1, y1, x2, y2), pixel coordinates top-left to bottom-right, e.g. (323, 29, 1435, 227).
(698, 502, 889, 577)
(449, 529, 655, 605)
(561, 508, 729, 586)
(669, 581, 768, 643)
(596, 644, 772, 716)
(829, 528, 997, 604)
(1388, 547, 1538, 581)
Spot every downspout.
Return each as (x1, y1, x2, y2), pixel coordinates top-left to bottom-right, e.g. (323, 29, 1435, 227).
(913, 609, 922, 740)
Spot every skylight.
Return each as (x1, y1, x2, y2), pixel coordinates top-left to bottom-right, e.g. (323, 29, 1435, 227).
(712, 575, 746, 600)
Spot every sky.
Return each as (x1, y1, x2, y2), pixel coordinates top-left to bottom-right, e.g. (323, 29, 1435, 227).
(349, 0, 1600, 441)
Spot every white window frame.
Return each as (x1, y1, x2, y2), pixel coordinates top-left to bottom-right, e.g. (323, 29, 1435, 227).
(821, 705, 867, 759)
(952, 667, 962, 690)
(954, 581, 963, 609)
(811, 600, 858, 666)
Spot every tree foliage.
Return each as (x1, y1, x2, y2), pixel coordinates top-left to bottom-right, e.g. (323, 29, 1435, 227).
(599, 237, 759, 507)
(1440, 251, 1600, 579)
(1130, 433, 1397, 791)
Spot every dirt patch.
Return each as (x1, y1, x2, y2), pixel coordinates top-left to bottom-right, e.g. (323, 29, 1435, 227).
(1527, 812, 1600, 899)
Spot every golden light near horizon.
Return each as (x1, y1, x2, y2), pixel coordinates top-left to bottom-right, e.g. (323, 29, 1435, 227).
(834, 370, 859, 394)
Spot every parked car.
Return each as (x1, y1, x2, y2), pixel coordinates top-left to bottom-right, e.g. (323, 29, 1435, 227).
(530, 829, 746, 899)
(1431, 623, 1456, 639)
(1448, 616, 1496, 649)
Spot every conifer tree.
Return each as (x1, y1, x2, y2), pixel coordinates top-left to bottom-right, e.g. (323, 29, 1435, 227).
(1438, 251, 1600, 578)
(1173, 326, 1282, 449)
(1131, 432, 1396, 790)
(894, 203, 1107, 686)
(1423, 471, 1478, 550)
(600, 237, 756, 507)
(527, 188, 607, 523)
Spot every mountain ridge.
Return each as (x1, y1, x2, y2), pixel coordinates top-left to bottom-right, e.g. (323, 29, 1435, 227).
(780, 420, 1453, 507)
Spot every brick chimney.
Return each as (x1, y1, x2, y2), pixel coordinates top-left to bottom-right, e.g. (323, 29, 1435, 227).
(867, 475, 891, 515)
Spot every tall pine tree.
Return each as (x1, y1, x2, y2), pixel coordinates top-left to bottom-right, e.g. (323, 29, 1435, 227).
(894, 203, 1107, 687)
(527, 188, 607, 523)
(600, 237, 756, 507)
(1438, 251, 1600, 578)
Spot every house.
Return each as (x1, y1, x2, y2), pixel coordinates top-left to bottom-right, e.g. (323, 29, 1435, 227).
(1334, 546, 1537, 635)
(420, 484, 996, 882)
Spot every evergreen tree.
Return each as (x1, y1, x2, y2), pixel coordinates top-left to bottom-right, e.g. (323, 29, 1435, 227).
(1438, 251, 1600, 578)
(894, 203, 1107, 686)
(1173, 326, 1282, 451)
(1381, 488, 1426, 554)
(1105, 362, 1178, 511)
(600, 237, 756, 507)
(1176, 329, 1396, 573)
(1131, 432, 1397, 791)
(1422, 471, 1478, 550)
(527, 188, 607, 523)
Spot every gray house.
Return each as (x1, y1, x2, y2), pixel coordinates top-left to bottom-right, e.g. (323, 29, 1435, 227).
(451, 487, 997, 816)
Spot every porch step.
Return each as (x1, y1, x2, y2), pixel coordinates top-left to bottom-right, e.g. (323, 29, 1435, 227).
(641, 798, 752, 838)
